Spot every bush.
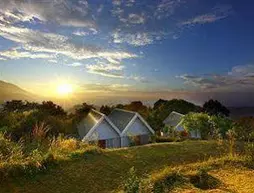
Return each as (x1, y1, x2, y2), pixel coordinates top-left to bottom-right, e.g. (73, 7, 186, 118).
(190, 168, 221, 190)
(0, 133, 23, 163)
(153, 171, 185, 193)
(155, 136, 176, 143)
(124, 167, 140, 193)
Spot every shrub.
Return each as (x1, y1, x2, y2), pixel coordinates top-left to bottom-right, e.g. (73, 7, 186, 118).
(155, 136, 175, 143)
(32, 122, 50, 143)
(153, 171, 185, 193)
(0, 133, 23, 163)
(190, 168, 221, 190)
(124, 167, 140, 193)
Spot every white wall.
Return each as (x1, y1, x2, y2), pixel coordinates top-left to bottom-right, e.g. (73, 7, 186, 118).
(121, 117, 151, 147)
(87, 119, 121, 148)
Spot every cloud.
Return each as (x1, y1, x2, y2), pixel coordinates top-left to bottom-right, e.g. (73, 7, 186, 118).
(0, 57, 6, 60)
(0, 0, 95, 28)
(0, 25, 136, 62)
(177, 64, 254, 91)
(82, 83, 131, 92)
(112, 0, 122, 6)
(72, 30, 89, 36)
(67, 62, 84, 67)
(86, 61, 125, 78)
(127, 13, 145, 24)
(48, 59, 58, 63)
(112, 31, 153, 46)
(179, 5, 232, 26)
(0, 48, 54, 60)
(155, 0, 183, 19)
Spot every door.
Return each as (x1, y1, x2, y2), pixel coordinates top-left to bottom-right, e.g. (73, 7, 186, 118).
(98, 140, 106, 148)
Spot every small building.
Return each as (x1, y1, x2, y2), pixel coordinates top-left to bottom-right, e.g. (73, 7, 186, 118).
(163, 111, 201, 139)
(108, 108, 155, 147)
(77, 109, 121, 148)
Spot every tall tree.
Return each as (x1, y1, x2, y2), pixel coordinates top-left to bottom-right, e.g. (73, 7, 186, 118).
(203, 99, 230, 117)
(100, 105, 113, 115)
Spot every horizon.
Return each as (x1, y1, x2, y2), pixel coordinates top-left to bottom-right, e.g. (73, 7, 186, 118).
(1, 0, 254, 107)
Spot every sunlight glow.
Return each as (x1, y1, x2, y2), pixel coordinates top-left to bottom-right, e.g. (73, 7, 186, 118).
(56, 83, 73, 96)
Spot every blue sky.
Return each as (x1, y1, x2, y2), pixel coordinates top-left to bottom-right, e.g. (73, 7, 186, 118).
(0, 0, 254, 106)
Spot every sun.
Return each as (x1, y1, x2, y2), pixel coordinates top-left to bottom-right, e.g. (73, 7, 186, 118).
(56, 83, 73, 96)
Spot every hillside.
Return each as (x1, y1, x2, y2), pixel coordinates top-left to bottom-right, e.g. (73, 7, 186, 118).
(1, 140, 253, 193)
(0, 80, 36, 103)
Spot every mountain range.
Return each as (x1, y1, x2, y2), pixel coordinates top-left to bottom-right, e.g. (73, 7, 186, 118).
(0, 80, 35, 103)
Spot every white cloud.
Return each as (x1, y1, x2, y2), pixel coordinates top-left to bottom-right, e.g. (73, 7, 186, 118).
(112, 0, 122, 6)
(127, 13, 145, 24)
(0, 49, 54, 60)
(180, 5, 232, 26)
(48, 59, 58, 63)
(86, 64, 125, 78)
(112, 31, 153, 46)
(177, 64, 254, 91)
(0, 0, 95, 28)
(73, 30, 89, 36)
(83, 83, 131, 92)
(0, 25, 136, 63)
(155, 0, 183, 19)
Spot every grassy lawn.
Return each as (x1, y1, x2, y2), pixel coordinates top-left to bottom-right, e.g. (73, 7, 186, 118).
(1, 140, 252, 193)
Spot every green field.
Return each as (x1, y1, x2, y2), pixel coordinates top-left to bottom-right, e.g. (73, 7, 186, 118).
(0, 141, 253, 193)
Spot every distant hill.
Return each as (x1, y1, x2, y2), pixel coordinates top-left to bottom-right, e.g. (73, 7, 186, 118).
(228, 107, 254, 119)
(0, 80, 36, 103)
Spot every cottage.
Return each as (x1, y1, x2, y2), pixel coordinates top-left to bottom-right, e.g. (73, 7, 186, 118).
(77, 109, 121, 148)
(163, 111, 201, 139)
(108, 108, 155, 147)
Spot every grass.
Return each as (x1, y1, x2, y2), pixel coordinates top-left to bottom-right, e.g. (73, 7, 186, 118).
(0, 140, 230, 193)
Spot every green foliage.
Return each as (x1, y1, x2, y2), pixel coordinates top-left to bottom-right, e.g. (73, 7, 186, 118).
(190, 168, 221, 190)
(0, 132, 100, 183)
(182, 113, 212, 139)
(155, 136, 177, 143)
(100, 105, 113, 115)
(124, 167, 140, 193)
(210, 115, 233, 138)
(234, 117, 254, 142)
(153, 171, 185, 193)
(149, 99, 201, 132)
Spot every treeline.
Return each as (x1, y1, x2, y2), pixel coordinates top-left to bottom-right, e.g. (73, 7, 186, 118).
(0, 99, 254, 142)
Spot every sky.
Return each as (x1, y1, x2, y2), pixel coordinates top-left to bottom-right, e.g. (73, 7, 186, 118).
(0, 0, 254, 106)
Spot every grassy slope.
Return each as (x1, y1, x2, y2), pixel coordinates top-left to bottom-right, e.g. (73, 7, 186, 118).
(1, 141, 226, 193)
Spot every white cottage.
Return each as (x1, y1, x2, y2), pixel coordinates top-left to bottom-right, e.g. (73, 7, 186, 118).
(163, 111, 201, 139)
(77, 109, 121, 148)
(108, 109, 155, 147)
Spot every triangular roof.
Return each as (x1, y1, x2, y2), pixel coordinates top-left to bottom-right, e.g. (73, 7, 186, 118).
(78, 109, 121, 140)
(163, 111, 185, 128)
(108, 108, 154, 135)
(108, 108, 136, 132)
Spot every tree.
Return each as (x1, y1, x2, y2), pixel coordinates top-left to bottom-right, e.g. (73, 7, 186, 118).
(39, 101, 66, 117)
(182, 113, 212, 139)
(210, 115, 233, 138)
(147, 110, 165, 133)
(100, 105, 113, 115)
(74, 103, 94, 117)
(234, 117, 254, 142)
(203, 99, 230, 117)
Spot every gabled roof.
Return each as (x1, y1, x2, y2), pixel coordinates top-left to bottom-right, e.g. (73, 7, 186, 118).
(108, 108, 155, 135)
(78, 109, 103, 138)
(108, 108, 136, 132)
(163, 111, 185, 128)
(78, 109, 121, 140)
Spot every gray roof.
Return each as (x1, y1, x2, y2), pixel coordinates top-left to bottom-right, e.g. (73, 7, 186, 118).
(78, 109, 103, 138)
(108, 109, 136, 132)
(163, 111, 184, 127)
